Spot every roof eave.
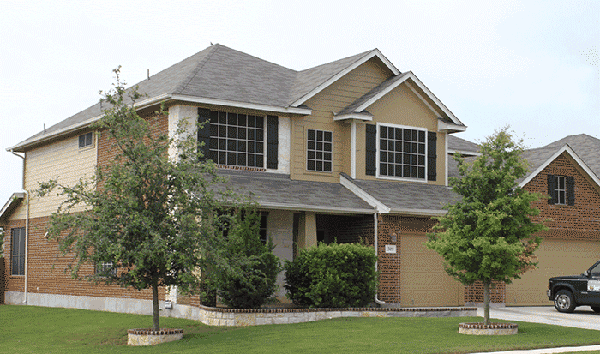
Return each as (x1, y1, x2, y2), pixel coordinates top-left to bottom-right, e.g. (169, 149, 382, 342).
(258, 202, 376, 214)
(0, 192, 25, 222)
(438, 119, 467, 133)
(170, 94, 312, 115)
(9, 93, 312, 152)
(333, 112, 373, 121)
(387, 208, 448, 216)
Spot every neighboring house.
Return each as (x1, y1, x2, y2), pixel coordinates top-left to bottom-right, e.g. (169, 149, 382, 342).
(449, 134, 600, 306)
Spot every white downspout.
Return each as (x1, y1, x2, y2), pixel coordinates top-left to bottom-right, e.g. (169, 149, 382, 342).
(10, 149, 28, 304)
(351, 120, 357, 179)
(374, 212, 386, 305)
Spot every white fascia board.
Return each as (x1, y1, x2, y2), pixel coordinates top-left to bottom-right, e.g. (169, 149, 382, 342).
(170, 94, 312, 115)
(0, 192, 25, 220)
(339, 175, 391, 213)
(387, 208, 447, 216)
(291, 49, 401, 107)
(447, 149, 481, 156)
(333, 113, 373, 121)
(519, 145, 600, 188)
(258, 202, 376, 215)
(438, 119, 467, 132)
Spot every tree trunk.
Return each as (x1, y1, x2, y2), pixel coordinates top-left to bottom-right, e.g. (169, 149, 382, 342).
(483, 280, 490, 326)
(152, 280, 160, 331)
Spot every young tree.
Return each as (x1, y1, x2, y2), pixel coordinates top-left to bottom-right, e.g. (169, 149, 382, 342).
(38, 67, 241, 331)
(211, 210, 282, 309)
(426, 128, 547, 325)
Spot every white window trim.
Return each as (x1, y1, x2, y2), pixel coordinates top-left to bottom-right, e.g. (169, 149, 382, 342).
(555, 175, 567, 205)
(78, 132, 94, 149)
(375, 122, 428, 183)
(306, 128, 333, 173)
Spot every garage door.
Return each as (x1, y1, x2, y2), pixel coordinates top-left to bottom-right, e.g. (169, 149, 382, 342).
(506, 239, 600, 306)
(400, 234, 463, 307)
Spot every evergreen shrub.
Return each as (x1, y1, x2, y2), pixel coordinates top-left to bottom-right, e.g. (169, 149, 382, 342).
(213, 211, 281, 309)
(284, 242, 378, 308)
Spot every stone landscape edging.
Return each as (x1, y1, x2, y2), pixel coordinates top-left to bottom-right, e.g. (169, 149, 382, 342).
(161, 303, 478, 327)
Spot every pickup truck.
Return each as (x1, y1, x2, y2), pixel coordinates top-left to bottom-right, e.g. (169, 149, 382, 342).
(548, 260, 600, 313)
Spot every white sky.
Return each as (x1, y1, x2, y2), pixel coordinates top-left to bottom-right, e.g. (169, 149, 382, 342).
(1, 0, 598, 205)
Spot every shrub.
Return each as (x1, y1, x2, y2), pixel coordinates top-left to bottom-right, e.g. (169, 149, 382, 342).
(213, 210, 282, 309)
(284, 242, 378, 308)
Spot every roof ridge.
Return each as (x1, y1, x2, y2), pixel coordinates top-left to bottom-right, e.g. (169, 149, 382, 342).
(174, 44, 220, 94)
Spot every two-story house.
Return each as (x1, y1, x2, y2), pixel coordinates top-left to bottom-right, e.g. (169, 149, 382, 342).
(7, 44, 594, 312)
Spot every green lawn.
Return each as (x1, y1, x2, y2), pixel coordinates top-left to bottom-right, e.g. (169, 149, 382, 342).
(1, 304, 600, 353)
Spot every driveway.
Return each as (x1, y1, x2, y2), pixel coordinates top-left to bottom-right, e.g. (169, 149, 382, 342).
(480, 306, 600, 331)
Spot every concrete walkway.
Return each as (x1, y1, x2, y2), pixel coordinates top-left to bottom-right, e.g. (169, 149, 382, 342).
(469, 306, 600, 354)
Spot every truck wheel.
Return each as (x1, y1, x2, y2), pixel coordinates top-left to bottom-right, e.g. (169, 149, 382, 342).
(592, 306, 600, 313)
(554, 290, 576, 313)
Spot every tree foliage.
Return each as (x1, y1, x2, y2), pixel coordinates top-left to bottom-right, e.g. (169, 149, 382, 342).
(210, 210, 281, 309)
(38, 67, 242, 330)
(426, 128, 547, 324)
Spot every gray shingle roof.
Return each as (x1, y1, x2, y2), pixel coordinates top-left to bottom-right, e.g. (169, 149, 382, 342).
(11, 45, 380, 152)
(530, 134, 600, 179)
(447, 135, 480, 155)
(213, 169, 375, 214)
(348, 178, 458, 214)
(447, 134, 600, 185)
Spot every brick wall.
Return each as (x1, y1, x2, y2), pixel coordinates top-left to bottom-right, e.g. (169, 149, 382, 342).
(464, 281, 506, 303)
(525, 152, 600, 240)
(2, 216, 164, 301)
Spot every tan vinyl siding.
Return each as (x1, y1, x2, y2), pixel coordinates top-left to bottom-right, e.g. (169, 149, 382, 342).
(355, 82, 446, 185)
(24, 134, 97, 219)
(292, 58, 393, 182)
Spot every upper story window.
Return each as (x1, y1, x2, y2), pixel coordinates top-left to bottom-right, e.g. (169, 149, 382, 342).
(10, 227, 25, 276)
(208, 111, 264, 168)
(307, 129, 332, 172)
(379, 125, 426, 180)
(79, 132, 94, 148)
(548, 174, 574, 206)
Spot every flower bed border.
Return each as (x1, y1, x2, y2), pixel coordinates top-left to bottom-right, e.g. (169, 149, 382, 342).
(459, 322, 518, 335)
(127, 328, 183, 346)
(162, 303, 478, 327)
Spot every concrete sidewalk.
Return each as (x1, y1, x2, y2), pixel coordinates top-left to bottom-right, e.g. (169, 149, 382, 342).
(469, 306, 600, 354)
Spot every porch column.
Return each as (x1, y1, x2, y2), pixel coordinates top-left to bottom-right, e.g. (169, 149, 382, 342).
(298, 212, 317, 249)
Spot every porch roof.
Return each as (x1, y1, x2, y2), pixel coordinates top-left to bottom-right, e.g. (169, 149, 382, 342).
(345, 176, 459, 216)
(213, 169, 376, 214)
